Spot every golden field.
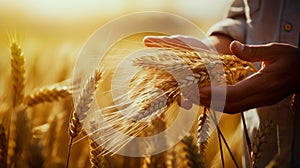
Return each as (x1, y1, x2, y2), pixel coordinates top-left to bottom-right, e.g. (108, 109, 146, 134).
(0, 1, 255, 168)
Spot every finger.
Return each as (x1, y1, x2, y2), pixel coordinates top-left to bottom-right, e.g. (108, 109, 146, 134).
(143, 35, 210, 51)
(230, 41, 277, 62)
(199, 86, 245, 113)
(143, 36, 190, 50)
(199, 72, 287, 113)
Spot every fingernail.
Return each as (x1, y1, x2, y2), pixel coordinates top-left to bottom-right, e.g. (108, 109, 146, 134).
(142, 36, 153, 43)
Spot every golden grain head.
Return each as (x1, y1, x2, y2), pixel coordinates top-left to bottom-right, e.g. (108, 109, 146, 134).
(129, 49, 256, 121)
(10, 42, 26, 107)
(69, 70, 102, 139)
(25, 85, 72, 107)
(251, 120, 274, 166)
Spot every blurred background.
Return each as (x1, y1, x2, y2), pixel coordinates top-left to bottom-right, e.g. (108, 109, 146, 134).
(0, 0, 232, 51)
(0, 0, 233, 82)
(0, 0, 233, 103)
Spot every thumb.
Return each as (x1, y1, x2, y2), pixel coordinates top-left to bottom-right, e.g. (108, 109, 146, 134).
(230, 41, 274, 62)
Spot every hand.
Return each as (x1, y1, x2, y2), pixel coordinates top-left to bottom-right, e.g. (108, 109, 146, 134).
(199, 41, 300, 113)
(143, 35, 300, 113)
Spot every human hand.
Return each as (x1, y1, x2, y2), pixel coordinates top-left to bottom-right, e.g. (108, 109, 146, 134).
(199, 41, 300, 113)
(143, 35, 300, 113)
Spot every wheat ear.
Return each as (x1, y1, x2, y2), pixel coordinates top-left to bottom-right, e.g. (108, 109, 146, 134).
(89, 139, 105, 168)
(251, 120, 274, 168)
(25, 85, 72, 107)
(88, 121, 105, 168)
(131, 49, 256, 121)
(69, 70, 102, 138)
(8, 40, 29, 167)
(0, 124, 7, 168)
(197, 108, 210, 154)
(10, 42, 25, 107)
(66, 70, 102, 168)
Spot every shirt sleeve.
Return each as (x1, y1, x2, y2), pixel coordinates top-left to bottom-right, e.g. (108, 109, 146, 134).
(207, 0, 247, 43)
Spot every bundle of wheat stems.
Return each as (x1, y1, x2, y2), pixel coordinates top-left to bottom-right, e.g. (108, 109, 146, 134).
(80, 47, 257, 161)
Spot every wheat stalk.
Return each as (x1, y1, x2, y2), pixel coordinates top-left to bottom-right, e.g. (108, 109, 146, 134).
(8, 105, 31, 167)
(69, 70, 102, 138)
(6, 39, 30, 168)
(251, 120, 274, 168)
(66, 70, 102, 167)
(0, 124, 7, 168)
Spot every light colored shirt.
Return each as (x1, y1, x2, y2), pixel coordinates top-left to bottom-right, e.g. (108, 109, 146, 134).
(208, 0, 300, 167)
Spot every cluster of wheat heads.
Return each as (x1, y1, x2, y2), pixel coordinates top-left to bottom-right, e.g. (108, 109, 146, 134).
(0, 38, 75, 168)
(70, 47, 258, 167)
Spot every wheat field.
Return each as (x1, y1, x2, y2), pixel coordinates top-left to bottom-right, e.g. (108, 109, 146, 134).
(0, 1, 275, 167)
(0, 31, 259, 168)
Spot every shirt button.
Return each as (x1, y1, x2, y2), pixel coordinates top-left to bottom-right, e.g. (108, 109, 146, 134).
(284, 23, 293, 32)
